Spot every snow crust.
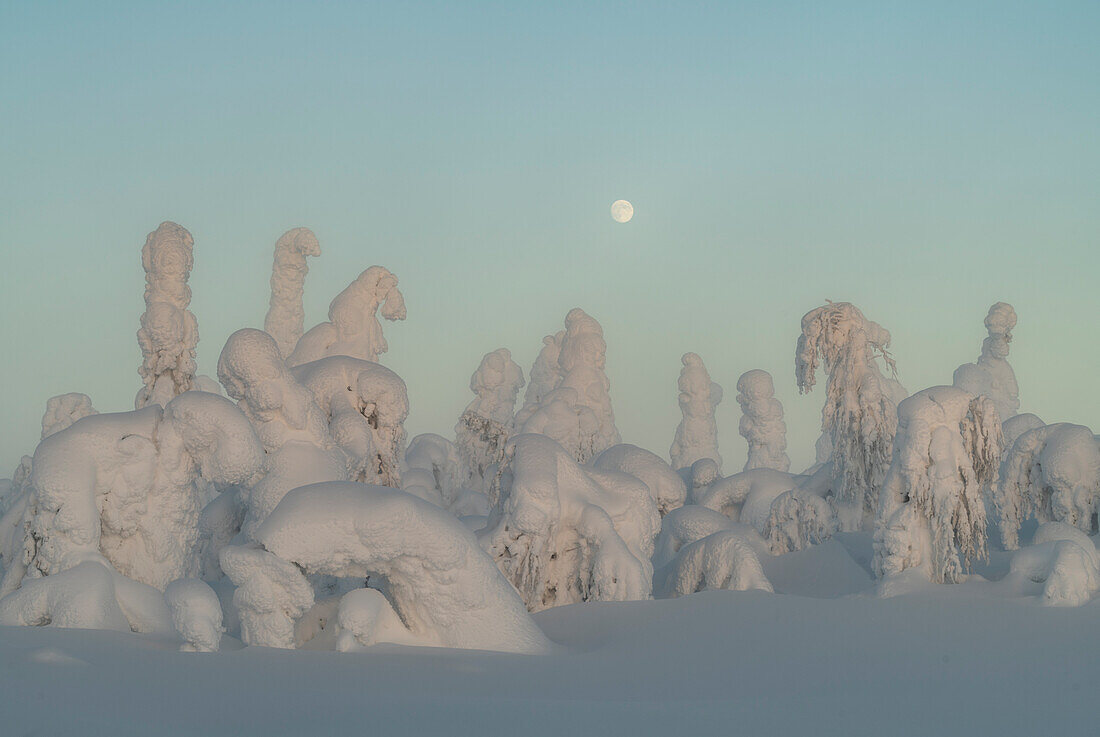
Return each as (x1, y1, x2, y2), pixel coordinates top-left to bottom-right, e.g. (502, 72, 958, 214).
(736, 369, 790, 472)
(264, 227, 321, 358)
(669, 353, 723, 472)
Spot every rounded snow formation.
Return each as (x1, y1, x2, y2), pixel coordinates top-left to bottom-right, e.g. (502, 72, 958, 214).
(735, 369, 790, 473)
(164, 578, 224, 652)
(248, 483, 550, 654)
(1002, 413, 1045, 452)
(514, 331, 565, 429)
(652, 505, 746, 569)
(670, 353, 723, 473)
(653, 529, 773, 599)
(455, 348, 525, 492)
(1009, 522, 1100, 606)
(482, 433, 659, 612)
(687, 458, 721, 500)
(335, 588, 423, 651)
(264, 227, 321, 359)
(953, 302, 1020, 423)
(41, 393, 97, 440)
(291, 355, 409, 487)
(287, 265, 406, 367)
(593, 443, 687, 516)
(694, 467, 801, 533)
(764, 489, 838, 555)
(402, 433, 464, 509)
(136, 221, 199, 409)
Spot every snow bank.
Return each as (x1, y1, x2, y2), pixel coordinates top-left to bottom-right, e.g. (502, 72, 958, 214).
(1009, 522, 1100, 606)
(996, 422, 1100, 550)
(736, 369, 789, 472)
(136, 221, 199, 408)
(593, 443, 687, 516)
(455, 348, 524, 492)
(669, 353, 723, 472)
(653, 530, 773, 599)
(264, 227, 321, 358)
(287, 266, 406, 367)
(481, 434, 658, 611)
(164, 578, 224, 651)
(953, 302, 1020, 423)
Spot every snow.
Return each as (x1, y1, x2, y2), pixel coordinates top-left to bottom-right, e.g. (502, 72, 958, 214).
(736, 369, 790, 472)
(653, 529, 773, 598)
(455, 348, 524, 492)
(592, 443, 687, 516)
(164, 578, 224, 651)
(669, 352, 723, 472)
(953, 302, 1020, 422)
(264, 227, 321, 359)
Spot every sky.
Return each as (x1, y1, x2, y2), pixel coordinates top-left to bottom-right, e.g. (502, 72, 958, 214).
(0, 1, 1097, 475)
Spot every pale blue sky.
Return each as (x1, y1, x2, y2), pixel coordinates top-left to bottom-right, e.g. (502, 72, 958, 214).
(1, 1, 1097, 474)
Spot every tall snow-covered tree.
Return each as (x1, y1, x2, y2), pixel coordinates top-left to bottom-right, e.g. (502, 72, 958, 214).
(736, 369, 789, 473)
(669, 353, 723, 472)
(264, 227, 321, 358)
(136, 221, 199, 408)
(514, 331, 564, 429)
(953, 302, 1020, 423)
(796, 301, 906, 530)
(455, 348, 525, 491)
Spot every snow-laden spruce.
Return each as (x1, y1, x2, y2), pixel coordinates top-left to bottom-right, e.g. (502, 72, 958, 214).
(514, 331, 564, 430)
(1007, 522, 1100, 606)
(953, 302, 1020, 423)
(401, 433, 490, 516)
(995, 422, 1100, 550)
(653, 529, 773, 599)
(287, 265, 406, 367)
(517, 309, 620, 463)
(0, 392, 263, 596)
(872, 386, 1001, 584)
(481, 433, 659, 612)
(593, 443, 687, 516)
(796, 301, 907, 530)
(763, 488, 837, 555)
(291, 356, 409, 487)
(669, 353, 723, 472)
(136, 222, 200, 408)
(222, 482, 550, 654)
(264, 227, 321, 358)
(455, 348, 525, 492)
(736, 369, 789, 473)
(1002, 413, 1045, 454)
(41, 393, 97, 439)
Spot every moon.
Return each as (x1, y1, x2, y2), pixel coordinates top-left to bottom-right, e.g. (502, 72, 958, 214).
(611, 200, 634, 223)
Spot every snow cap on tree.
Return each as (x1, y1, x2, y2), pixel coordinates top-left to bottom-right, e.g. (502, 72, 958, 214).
(264, 227, 321, 358)
(736, 369, 789, 473)
(953, 302, 1020, 422)
(455, 348, 525, 491)
(670, 353, 723, 472)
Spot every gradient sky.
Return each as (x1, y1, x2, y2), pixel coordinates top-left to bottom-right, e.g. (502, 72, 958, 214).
(1, 1, 1097, 475)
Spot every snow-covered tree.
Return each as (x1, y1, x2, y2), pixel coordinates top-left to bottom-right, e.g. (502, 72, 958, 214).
(995, 422, 1100, 550)
(764, 489, 837, 555)
(481, 433, 658, 611)
(736, 369, 789, 473)
(670, 353, 723, 472)
(455, 349, 525, 491)
(514, 331, 564, 429)
(1008, 522, 1100, 606)
(654, 529, 773, 599)
(1002, 413, 1045, 454)
(796, 301, 906, 530)
(136, 221, 200, 408)
(287, 265, 406, 367)
(41, 393, 97, 439)
(954, 302, 1020, 423)
(873, 386, 1002, 584)
(164, 578, 224, 651)
(264, 227, 321, 358)
(593, 443, 687, 516)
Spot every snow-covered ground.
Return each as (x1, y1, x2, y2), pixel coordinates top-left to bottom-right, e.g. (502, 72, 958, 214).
(2, 531, 1094, 737)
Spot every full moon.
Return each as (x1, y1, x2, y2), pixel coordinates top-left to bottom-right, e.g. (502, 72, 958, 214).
(611, 200, 634, 223)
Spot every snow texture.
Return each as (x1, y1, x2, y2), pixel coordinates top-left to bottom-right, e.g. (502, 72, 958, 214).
(669, 353, 723, 472)
(996, 422, 1100, 550)
(264, 227, 321, 358)
(953, 302, 1020, 422)
(455, 348, 525, 491)
(514, 331, 564, 430)
(335, 588, 422, 650)
(764, 489, 838, 554)
(220, 543, 314, 650)
(481, 433, 659, 611)
(41, 393, 97, 439)
(873, 387, 1001, 583)
(796, 301, 905, 529)
(164, 578, 224, 651)
(652, 505, 752, 569)
(136, 222, 199, 409)
(291, 356, 409, 487)
(1002, 413, 1045, 453)
(287, 265, 406, 367)
(1008, 522, 1100, 606)
(694, 467, 802, 533)
(736, 369, 790, 472)
(593, 443, 687, 516)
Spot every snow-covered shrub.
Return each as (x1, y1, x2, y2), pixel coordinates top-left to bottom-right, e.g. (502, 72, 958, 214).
(455, 349, 525, 491)
(335, 588, 421, 651)
(953, 302, 1020, 423)
(796, 301, 906, 529)
(996, 423, 1100, 550)
(652, 505, 745, 569)
(653, 530, 773, 599)
(220, 543, 314, 649)
(593, 443, 687, 516)
(669, 353, 723, 472)
(1002, 413, 1044, 454)
(1008, 522, 1100, 606)
(514, 331, 564, 429)
(873, 387, 1001, 583)
(685, 458, 721, 503)
(764, 489, 838, 555)
(228, 482, 550, 653)
(164, 578, 224, 651)
(2, 392, 264, 594)
(517, 310, 620, 463)
(136, 221, 199, 408)
(41, 393, 97, 439)
(481, 433, 659, 611)
(264, 227, 321, 358)
(196, 488, 246, 580)
(736, 369, 790, 473)
(694, 467, 801, 533)
(287, 265, 406, 367)
(403, 434, 488, 516)
(291, 356, 409, 487)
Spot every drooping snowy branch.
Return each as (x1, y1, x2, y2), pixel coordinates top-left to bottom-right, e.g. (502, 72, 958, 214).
(873, 387, 1001, 584)
(264, 227, 321, 358)
(670, 353, 723, 472)
(736, 369, 789, 473)
(136, 222, 200, 408)
(455, 349, 525, 491)
(953, 302, 1020, 423)
(287, 265, 406, 367)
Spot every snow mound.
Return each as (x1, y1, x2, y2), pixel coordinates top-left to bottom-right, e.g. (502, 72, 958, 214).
(670, 353, 723, 472)
(1009, 523, 1100, 606)
(653, 505, 758, 569)
(335, 588, 422, 651)
(164, 578, 224, 651)
(695, 467, 800, 532)
(654, 530, 773, 599)
(41, 393, 97, 439)
(593, 443, 687, 516)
